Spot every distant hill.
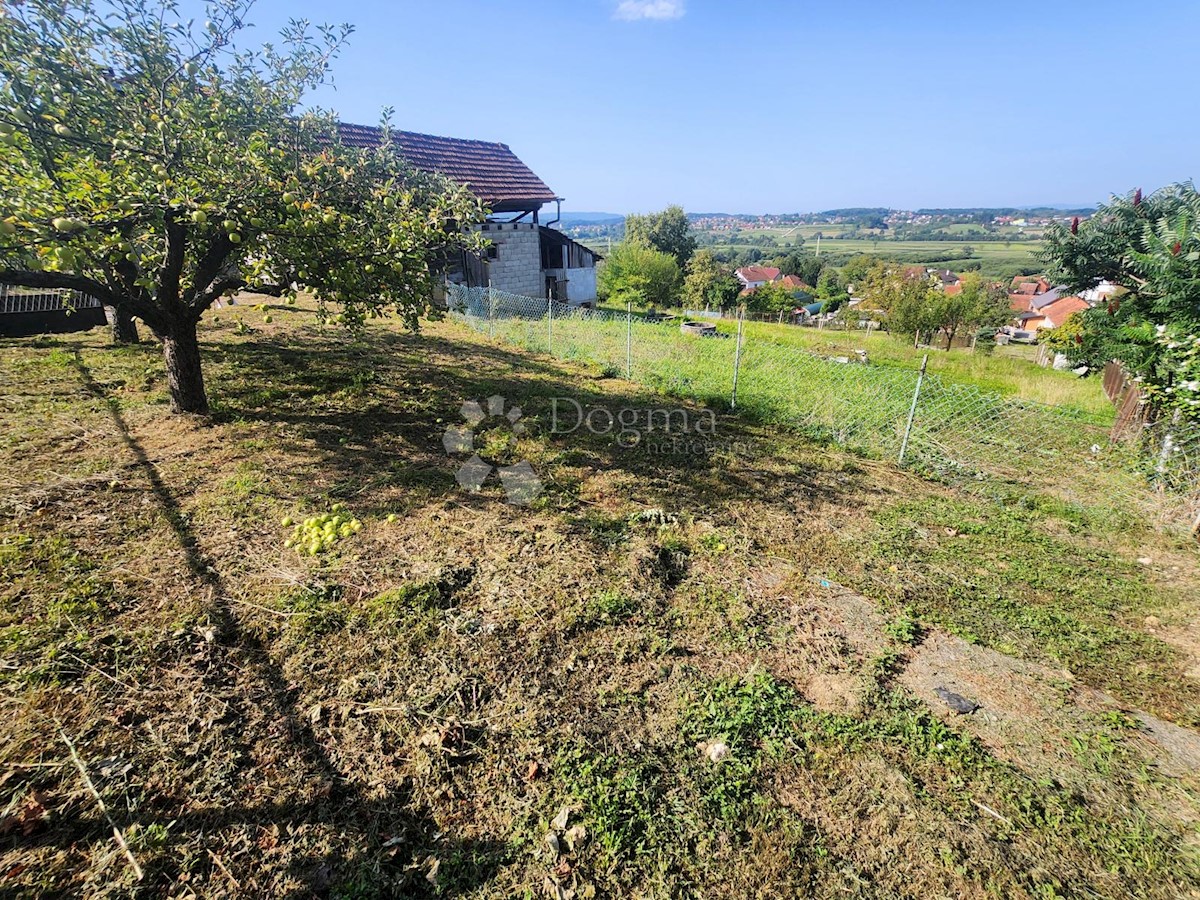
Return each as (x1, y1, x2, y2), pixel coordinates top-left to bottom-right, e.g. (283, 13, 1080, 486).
(914, 206, 1096, 217)
(553, 212, 624, 227)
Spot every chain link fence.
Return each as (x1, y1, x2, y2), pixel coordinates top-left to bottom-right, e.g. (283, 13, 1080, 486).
(447, 284, 1200, 532)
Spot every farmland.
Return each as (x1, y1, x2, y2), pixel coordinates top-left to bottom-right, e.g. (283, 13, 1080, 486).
(708, 231, 1042, 277)
(4, 298, 1198, 896)
(578, 224, 1045, 278)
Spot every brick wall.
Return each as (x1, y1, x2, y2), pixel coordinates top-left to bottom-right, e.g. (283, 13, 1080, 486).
(476, 222, 544, 297)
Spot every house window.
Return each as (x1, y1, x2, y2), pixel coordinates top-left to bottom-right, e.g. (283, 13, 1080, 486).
(486, 245, 499, 260)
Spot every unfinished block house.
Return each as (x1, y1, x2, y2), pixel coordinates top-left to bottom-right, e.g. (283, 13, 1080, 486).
(335, 123, 600, 305)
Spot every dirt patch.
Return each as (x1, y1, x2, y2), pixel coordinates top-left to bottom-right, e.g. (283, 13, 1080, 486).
(803, 671, 867, 714)
(902, 629, 1200, 790)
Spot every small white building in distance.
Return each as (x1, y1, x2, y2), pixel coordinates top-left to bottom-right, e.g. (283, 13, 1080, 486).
(734, 265, 782, 290)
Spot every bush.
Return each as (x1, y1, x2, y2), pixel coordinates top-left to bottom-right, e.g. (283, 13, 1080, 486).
(598, 242, 682, 308)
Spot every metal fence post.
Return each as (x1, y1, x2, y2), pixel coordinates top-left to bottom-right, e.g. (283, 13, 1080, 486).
(625, 301, 633, 379)
(487, 278, 495, 338)
(547, 295, 553, 356)
(898, 354, 929, 465)
(731, 306, 745, 409)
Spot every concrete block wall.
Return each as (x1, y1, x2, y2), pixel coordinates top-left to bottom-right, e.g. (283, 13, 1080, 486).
(476, 222, 544, 298)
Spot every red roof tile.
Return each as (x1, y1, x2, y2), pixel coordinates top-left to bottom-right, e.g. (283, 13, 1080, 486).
(331, 121, 559, 208)
(1040, 295, 1089, 328)
(1009, 275, 1050, 294)
(735, 266, 781, 283)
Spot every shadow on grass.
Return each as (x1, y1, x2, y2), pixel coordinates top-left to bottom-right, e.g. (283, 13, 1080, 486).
(58, 348, 507, 897)
(203, 324, 868, 521)
(14, 321, 867, 894)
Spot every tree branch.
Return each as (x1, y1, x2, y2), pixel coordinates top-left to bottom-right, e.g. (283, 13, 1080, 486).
(194, 277, 286, 311)
(184, 233, 235, 309)
(0, 269, 118, 306)
(157, 210, 187, 310)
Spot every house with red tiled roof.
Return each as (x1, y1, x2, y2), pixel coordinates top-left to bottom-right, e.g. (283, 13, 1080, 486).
(1008, 275, 1052, 311)
(779, 274, 813, 295)
(734, 266, 782, 290)
(1018, 295, 1090, 332)
(1043, 296, 1089, 327)
(332, 122, 600, 304)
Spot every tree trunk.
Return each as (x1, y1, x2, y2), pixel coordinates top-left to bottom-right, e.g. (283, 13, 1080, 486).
(162, 319, 209, 415)
(104, 305, 140, 344)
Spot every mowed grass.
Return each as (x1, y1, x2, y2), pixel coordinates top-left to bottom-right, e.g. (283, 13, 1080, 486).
(2, 298, 1199, 897)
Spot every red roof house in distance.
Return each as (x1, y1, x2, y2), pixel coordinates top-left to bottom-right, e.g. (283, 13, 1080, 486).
(1020, 295, 1090, 332)
(1043, 295, 1090, 327)
(734, 266, 782, 290)
(331, 121, 600, 304)
(780, 275, 813, 293)
(1009, 275, 1053, 311)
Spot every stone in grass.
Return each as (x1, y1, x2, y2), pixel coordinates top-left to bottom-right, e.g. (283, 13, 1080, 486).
(935, 687, 980, 715)
(696, 740, 730, 762)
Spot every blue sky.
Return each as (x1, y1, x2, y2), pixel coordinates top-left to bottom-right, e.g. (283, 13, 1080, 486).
(214, 0, 1197, 214)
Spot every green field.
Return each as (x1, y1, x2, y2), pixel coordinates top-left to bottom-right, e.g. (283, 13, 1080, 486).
(794, 238, 1043, 276)
(580, 228, 1046, 277)
(465, 297, 1200, 540)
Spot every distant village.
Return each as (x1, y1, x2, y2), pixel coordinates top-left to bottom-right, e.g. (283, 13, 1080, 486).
(731, 263, 1111, 346)
(686, 208, 1090, 233)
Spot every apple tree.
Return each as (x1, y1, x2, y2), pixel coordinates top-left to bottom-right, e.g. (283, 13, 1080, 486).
(0, 0, 483, 414)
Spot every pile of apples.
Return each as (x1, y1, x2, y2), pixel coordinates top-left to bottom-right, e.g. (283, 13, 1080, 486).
(282, 505, 361, 556)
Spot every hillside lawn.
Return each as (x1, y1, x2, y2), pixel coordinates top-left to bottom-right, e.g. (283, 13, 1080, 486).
(717, 321, 1114, 417)
(586, 311, 1112, 416)
(3, 297, 1200, 897)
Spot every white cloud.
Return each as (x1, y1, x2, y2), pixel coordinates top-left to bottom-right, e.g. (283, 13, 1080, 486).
(613, 0, 685, 22)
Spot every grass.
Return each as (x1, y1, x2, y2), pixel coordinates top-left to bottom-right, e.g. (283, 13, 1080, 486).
(1, 298, 1199, 896)
(722, 318, 1113, 416)
(477, 302, 1182, 535)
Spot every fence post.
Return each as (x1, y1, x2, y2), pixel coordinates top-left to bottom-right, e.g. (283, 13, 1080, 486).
(898, 354, 929, 465)
(487, 278, 495, 338)
(625, 300, 633, 379)
(547, 295, 553, 356)
(731, 306, 745, 409)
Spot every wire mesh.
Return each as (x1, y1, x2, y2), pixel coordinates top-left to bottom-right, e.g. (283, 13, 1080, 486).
(446, 283, 1200, 531)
